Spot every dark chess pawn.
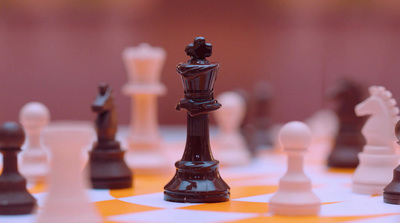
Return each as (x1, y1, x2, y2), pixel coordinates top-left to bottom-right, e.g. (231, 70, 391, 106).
(87, 83, 133, 189)
(383, 120, 400, 205)
(0, 122, 37, 215)
(248, 81, 274, 152)
(327, 79, 365, 168)
(164, 37, 230, 203)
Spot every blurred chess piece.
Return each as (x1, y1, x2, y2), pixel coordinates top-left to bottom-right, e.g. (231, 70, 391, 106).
(269, 121, 321, 216)
(249, 81, 274, 153)
(327, 79, 365, 168)
(19, 102, 50, 183)
(122, 43, 168, 172)
(383, 120, 400, 204)
(38, 125, 101, 223)
(0, 122, 37, 215)
(214, 91, 251, 166)
(352, 86, 400, 195)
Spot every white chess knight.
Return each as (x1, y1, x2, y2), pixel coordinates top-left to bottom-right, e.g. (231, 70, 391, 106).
(122, 43, 168, 171)
(19, 102, 50, 183)
(213, 91, 251, 166)
(352, 86, 400, 195)
(36, 125, 101, 223)
(269, 121, 321, 216)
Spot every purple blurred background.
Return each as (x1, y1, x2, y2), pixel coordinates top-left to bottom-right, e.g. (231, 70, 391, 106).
(1, 0, 400, 125)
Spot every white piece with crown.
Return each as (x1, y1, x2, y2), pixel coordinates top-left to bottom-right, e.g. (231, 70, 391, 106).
(19, 102, 50, 183)
(352, 86, 400, 195)
(269, 121, 321, 216)
(122, 43, 168, 171)
(213, 91, 251, 166)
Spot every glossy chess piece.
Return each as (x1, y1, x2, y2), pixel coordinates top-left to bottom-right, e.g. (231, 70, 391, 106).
(269, 121, 321, 215)
(383, 120, 400, 204)
(87, 83, 133, 189)
(0, 122, 37, 215)
(164, 37, 230, 203)
(327, 79, 365, 168)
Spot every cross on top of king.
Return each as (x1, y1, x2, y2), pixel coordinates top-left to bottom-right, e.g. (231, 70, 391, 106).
(185, 37, 212, 62)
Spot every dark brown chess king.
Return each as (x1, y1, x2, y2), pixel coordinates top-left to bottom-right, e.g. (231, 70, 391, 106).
(164, 37, 230, 203)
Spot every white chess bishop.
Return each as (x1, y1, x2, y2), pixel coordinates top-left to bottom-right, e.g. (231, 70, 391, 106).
(213, 91, 251, 166)
(19, 102, 50, 183)
(269, 121, 321, 216)
(122, 43, 168, 172)
(352, 86, 400, 195)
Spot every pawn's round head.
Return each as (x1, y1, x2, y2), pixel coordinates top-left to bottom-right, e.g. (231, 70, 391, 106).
(279, 121, 312, 150)
(0, 122, 25, 149)
(19, 102, 50, 127)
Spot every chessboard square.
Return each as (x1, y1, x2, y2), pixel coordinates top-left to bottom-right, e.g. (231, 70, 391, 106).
(27, 182, 47, 194)
(178, 200, 268, 213)
(96, 199, 161, 217)
(32, 192, 48, 207)
(107, 209, 258, 223)
(233, 193, 271, 203)
(230, 185, 277, 199)
(109, 174, 168, 198)
(228, 215, 394, 223)
(0, 214, 36, 223)
(118, 192, 199, 208)
(341, 214, 400, 223)
(313, 186, 370, 203)
(88, 189, 115, 202)
(320, 196, 400, 217)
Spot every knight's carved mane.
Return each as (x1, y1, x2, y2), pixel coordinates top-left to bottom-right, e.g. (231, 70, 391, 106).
(369, 86, 400, 124)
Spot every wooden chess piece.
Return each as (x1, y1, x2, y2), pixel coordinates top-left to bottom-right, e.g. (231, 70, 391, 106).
(121, 43, 168, 172)
(19, 102, 50, 183)
(383, 120, 400, 204)
(269, 121, 321, 215)
(249, 81, 274, 152)
(0, 122, 36, 215)
(327, 79, 365, 168)
(164, 37, 230, 203)
(87, 83, 133, 189)
(352, 86, 399, 195)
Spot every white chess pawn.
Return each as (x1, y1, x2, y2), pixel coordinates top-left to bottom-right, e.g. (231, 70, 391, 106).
(122, 43, 168, 172)
(19, 102, 50, 183)
(213, 91, 251, 166)
(37, 125, 101, 223)
(269, 121, 321, 216)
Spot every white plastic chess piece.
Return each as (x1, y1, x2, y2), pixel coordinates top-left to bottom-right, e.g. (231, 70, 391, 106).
(269, 121, 321, 216)
(19, 102, 50, 183)
(214, 91, 251, 166)
(36, 126, 101, 223)
(122, 43, 168, 172)
(352, 86, 400, 195)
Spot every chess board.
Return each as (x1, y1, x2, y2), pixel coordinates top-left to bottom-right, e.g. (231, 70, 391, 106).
(1, 124, 400, 223)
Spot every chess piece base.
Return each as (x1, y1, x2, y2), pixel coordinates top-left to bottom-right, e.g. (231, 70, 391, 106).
(164, 160, 230, 203)
(0, 203, 36, 215)
(352, 183, 386, 195)
(269, 203, 320, 216)
(91, 177, 132, 189)
(327, 145, 360, 168)
(88, 144, 133, 189)
(0, 179, 36, 215)
(352, 151, 399, 195)
(383, 192, 400, 204)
